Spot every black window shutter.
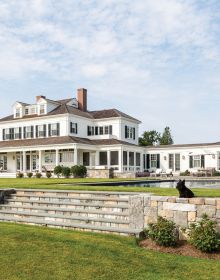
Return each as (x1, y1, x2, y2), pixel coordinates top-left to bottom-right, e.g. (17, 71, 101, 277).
(146, 154, 150, 169)
(189, 156, 193, 168)
(19, 127, 22, 139)
(23, 127, 26, 139)
(133, 128, 135, 140)
(3, 129, 5, 140)
(57, 123, 60, 136)
(125, 125, 128, 138)
(95, 126, 98, 135)
(87, 126, 90, 136)
(48, 124, 51, 136)
(201, 155, 205, 168)
(36, 126, 38, 138)
(43, 124, 47, 137)
(109, 125, 112, 135)
(31, 126, 34, 138)
(76, 123, 78, 134)
(70, 122, 72, 133)
(157, 154, 160, 168)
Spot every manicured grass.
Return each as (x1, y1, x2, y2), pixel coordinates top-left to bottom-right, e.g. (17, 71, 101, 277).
(0, 178, 220, 197)
(0, 223, 219, 280)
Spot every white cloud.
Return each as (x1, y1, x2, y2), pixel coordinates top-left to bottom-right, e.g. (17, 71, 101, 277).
(0, 0, 220, 143)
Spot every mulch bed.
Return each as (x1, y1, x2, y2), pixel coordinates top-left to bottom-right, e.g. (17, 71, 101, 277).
(139, 239, 220, 260)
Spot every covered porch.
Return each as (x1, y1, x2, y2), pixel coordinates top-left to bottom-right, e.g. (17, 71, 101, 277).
(0, 145, 144, 176)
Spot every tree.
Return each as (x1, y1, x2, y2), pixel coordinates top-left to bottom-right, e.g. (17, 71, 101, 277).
(159, 127, 174, 145)
(139, 130, 161, 146)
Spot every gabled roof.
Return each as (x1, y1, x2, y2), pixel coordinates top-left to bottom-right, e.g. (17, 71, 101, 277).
(89, 109, 140, 122)
(146, 141, 220, 149)
(0, 99, 140, 122)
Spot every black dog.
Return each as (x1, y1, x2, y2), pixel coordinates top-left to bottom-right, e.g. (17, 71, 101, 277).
(0, 189, 16, 204)
(176, 180, 194, 198)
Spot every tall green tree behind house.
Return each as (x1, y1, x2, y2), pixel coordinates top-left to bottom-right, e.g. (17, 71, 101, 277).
(139, 130, 161, 146)
(159, 127, 174, 145)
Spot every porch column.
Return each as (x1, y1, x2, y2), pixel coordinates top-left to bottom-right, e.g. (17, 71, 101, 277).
(39, 150, 42, 172)
(118, 148, 123, 173)
(127, 151, 130, 172)
(74, 147, 78, 165)
(134, 152, 137, 172)
(140, 152, 144, 172)
(107, 150, 110, 169)
(22, 151, 26, 173)
(95, 151, 99, 167)
(55, 149, 59, 166)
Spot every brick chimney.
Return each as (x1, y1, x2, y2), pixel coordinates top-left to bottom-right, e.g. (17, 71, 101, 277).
(36, 95, 46, 102)
(77, 88, 87, 111)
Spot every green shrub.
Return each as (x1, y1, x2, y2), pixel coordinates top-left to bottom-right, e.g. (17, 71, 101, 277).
(46, 171, 52, 178)
(27, 172, 33, 178)
(146, 216, 178, 247)
(36, 172, 42, 178)
(71, 165, 87, 178)
(213, 170, 220, 176)
(188, 214, 220, 252)
(180, 170, 190, 176)
(16, 172, 24, 178)
(54, 165, 63, 178)
(62, 167, 71, 178)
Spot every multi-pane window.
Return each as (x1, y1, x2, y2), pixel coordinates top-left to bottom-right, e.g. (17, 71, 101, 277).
(0, 154, 7, 171)
(169, 153, 180, 171)
(14, 127, 22, 140)
(3, 128, 14, 140)
(125, 126, 135, 140)
(44, 150, 56, 163)
(88, 125, 112, 136)
(70, 122, 78, 134)
(99, 127, 104, 135)
(15, 109, 20, 118)
(36, 125, 46, 137)
(40, 105, 45, 115)
(25, 108, 29, 115)
(59, 149, 74, 163)
(150, 154, 157, 168)
(104, 126, 109, 135)
(189, 155, 205, 168)
(48, 123, 60, 136)
(24, 126, 34, 138)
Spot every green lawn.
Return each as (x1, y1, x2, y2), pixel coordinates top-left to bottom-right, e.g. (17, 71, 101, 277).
(0, 223, 219, 280)
(0, 178, 220, 197)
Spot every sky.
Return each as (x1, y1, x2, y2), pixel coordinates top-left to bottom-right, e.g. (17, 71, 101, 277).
(0, 0, 220, 144)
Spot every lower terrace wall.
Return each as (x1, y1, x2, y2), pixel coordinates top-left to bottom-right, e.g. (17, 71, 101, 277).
(129, 195, 220, 238)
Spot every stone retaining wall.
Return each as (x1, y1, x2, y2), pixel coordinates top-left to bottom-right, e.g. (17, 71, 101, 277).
(127, 194, 220, 237)
(143, 196, 220, 232)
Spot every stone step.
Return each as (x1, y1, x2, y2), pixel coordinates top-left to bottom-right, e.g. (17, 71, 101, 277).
(0, 204, 129, 219)
(5, 198, 129, 212)
(0, 210, 129, 227)
(15, 189, 135, 199)
(9, 194, 129, 204)
(0, 215, 141, 236)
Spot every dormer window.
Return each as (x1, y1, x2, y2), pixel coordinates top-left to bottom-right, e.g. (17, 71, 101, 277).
(25, 108, 29, 115)
(15, 109, 20, 118)
(40, 105, 45, 115)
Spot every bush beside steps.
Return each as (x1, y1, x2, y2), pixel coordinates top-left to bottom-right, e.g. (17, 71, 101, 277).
(142, 215, 220, 256)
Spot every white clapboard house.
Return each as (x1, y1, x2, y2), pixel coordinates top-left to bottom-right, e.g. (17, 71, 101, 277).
(0, 88, 220, 177)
